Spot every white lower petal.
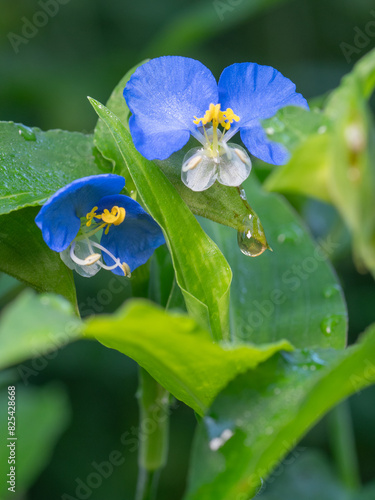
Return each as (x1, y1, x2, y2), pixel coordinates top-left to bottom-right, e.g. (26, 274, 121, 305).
(216, 144, 252, 187)
(181, 149, 218, 192)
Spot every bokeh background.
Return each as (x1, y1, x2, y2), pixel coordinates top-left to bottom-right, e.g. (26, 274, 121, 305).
(1, 0, 375, 498)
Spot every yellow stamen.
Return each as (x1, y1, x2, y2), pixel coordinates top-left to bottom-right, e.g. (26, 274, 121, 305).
(193, 103, 240, 130)
(85, 205, 126, 234)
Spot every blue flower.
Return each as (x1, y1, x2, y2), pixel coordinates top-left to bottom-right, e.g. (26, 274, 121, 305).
(124, 56, 308, 191)
(35, 174, 165, 277)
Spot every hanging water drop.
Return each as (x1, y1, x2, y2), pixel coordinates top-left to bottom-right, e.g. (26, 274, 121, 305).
(237, 214, 269, 257)
(18, 124, 36, 141)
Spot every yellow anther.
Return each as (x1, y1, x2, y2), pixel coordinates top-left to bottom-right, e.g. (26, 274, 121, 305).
(86, 206, 99, 227)
(193, 103, 240, 131)
(85, 205, 126, 234)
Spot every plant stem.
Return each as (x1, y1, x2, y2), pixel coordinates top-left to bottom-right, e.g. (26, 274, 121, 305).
(329, 401, 361, 491)
(135, 368, 170, 500)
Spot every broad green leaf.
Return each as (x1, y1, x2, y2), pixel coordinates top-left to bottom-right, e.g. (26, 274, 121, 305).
(0, 122, 106, 215)
(84, 299, 293, 415)
(94, 64, 269, 237)
(0, 291, 82, 371)
(202, 176, 347, 349)
(0, 207, 77, 306)
(185, 324, 375, 500)
(0, 384, 70, 499)
(264, 133, 332, 202)
(257, 449, 373, 500)
(262, 106, 329, 155)
(89, 98, 232, 341)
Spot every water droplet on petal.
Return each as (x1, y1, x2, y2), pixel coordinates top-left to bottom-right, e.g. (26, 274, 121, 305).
(237, 215, 268, 257)
(18, 124, 36, 141)
(320, 314, 343, 336)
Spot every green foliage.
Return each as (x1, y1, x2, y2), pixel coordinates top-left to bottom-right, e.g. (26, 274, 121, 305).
(84, 299, 292, 415)
(0, 122, 105, 215)
(0, 207, 77, 306)
(0, 384, 70, 499)
(0, 291, 81, 371)
(265, 48, 375, 276)
(257, 450, 375, 499)
(203, 176, 347, 349)
(185, 324, 375, 500)
(89, 97, 232, 341)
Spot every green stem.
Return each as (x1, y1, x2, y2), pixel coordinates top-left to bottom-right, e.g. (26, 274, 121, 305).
(329, 401, 361, 491)
(135, 368, 170, 500)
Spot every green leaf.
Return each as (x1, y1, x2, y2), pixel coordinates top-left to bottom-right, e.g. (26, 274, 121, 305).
(89, 97, 232, 341)
(0, 207, 77, 306)
(261, 106, 329, 155)
(0, 291, 82, 371)
(0, 384, 70, 499)
(264, 133, 332, 203)
(257, 449, 373, 500)
(265, 49, 375, 276)
(202, 176, 347, 349)
(84, 299, 293, 415)
(0, 122, 106, 215)
(185, 324, 375, 500)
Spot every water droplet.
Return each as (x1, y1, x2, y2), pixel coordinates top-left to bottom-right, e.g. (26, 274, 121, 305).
(323, 284, 341, 298)
(18, 124, 36, 141)
(320, 315, 343, 336)
(237, 215, 268, 257)
(318, 125, 327, 134)
(239, 188, 247, 201)
(209, 428, 234, 451)
(277, 224, 303, 244)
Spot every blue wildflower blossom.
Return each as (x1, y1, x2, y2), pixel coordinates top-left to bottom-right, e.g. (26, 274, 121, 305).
(124, 56, 308, 191)
(35, 174, 165, 277)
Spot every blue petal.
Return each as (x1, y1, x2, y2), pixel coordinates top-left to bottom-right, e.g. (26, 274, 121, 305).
(218, 63, 309, 130)
(35, 175, 125, 252)
(97, 195, 165, 274)
(124, 56, 218, 160)
(240, 124, 290, 165)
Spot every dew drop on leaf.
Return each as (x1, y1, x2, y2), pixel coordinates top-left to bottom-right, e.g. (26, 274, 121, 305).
(18, 124, 37, 142)
(323, 284, 341, 298)
(320, 314, 342, 336)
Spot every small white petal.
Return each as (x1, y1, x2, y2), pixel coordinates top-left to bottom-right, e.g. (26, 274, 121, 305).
(216, 144, 252, 187)
(182, 148, 217, 191)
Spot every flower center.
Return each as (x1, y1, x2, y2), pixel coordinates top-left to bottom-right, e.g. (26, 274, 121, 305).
(86, 205, 126, 235)
(193, 103, 240, 157)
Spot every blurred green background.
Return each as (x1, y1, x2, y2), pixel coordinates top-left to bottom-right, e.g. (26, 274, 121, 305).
(1, 0, 375, 498)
